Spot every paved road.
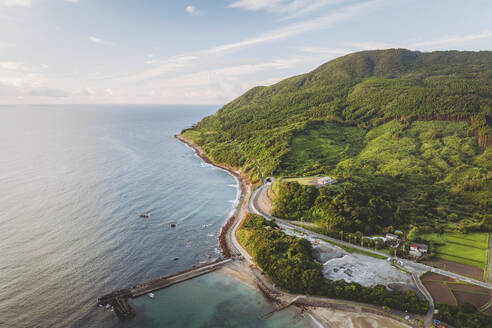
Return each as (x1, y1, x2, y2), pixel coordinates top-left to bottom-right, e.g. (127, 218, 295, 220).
(230, 182, 420, 327)
(250, 182, 492, 292)
(412, 272, 434, 328)
(226, 172, 253, 262)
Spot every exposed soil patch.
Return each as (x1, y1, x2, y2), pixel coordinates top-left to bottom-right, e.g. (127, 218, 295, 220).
(421, 273, 492, 310)
(423, 259, 483, 281)
(423, 281, 456, 305)
(310, 307, 412, 328)
(422, 272, 456, 283)
(453, 290, 491, 309)
(447, 282, 492, 295)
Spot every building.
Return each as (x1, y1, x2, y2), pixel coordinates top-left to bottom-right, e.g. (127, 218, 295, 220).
(385, 233, 399, 241)
(317, 176, 335, 186)
(409, 243, 428, 257)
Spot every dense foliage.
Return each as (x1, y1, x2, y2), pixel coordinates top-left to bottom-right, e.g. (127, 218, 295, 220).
(435, 303, 492, 328)
(272, 120, 492, 234)
(237, 213, 429, 314)
(183, 49, 492, 233)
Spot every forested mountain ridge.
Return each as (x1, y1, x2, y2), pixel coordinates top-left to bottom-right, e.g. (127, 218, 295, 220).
(185, 49, 491, 175)
(182, 49, 492, 233)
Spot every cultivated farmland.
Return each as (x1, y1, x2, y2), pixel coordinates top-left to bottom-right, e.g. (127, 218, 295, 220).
(422, 232, 489, 280)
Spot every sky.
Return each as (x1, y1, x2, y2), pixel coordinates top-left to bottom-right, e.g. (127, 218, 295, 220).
(0, 0, 491, 105)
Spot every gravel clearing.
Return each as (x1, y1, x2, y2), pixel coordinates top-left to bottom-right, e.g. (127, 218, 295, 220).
(282, 228, 415, 288)
(323, 253, 414, 287)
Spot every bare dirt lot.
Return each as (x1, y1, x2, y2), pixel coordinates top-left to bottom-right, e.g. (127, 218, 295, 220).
(447, 282, 492, 295)
(310, 307, 412, 328)
(422, 272, 456, 283)
(423, 259, 484, 281)
(422, 281, 456, 305)
(452, 290, 491, 309)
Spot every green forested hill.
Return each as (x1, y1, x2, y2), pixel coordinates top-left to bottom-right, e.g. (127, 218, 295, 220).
(182, 49, 492, 233)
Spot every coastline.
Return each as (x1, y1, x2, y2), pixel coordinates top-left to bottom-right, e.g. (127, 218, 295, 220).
(174, 134, 252, 259)
(174, 133, 415, 328)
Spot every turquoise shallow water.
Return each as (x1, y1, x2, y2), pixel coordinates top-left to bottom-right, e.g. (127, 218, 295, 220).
(125, 271, 315, 328)
(0, 105, 315, 328)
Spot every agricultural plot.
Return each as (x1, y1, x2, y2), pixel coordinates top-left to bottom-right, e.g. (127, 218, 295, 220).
(421, 232, 489, 281)
(422, 273, 492, 311)
(423, 281, 457, 305)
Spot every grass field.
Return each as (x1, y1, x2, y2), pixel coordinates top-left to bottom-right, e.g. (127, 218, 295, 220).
(283, 176, 319, 185)
(421, 232, 490, 278)
(281, 122, 365, 175)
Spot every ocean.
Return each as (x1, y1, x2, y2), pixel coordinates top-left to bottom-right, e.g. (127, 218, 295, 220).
(0, 105, 315, 328)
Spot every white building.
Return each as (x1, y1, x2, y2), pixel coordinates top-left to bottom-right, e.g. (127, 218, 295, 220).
(409, 243, 428, 257)
(317, 176, 335, 186)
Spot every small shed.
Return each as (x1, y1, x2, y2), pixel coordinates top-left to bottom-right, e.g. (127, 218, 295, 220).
(317, 176, 335, 186)
(409, 243, 428, 257)
(385, 233, 399, 241)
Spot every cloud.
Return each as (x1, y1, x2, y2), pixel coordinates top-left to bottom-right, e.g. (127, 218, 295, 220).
(125, 0, 388, 83)
(1, 0, 31, 7)
(409, 31, 492, 49)
(298, 47, 351, 55)
(282, 0, 348, 20)
(89, 36, 111, 45)
(79, 87, 95, 96)
(105, 88, 116, 96)
(0, 81, 18, 96)
(29, 87, 69, 97)
(210, 0, 387, 54)
(228, 0, 349, 19)
(185, 5, 203, 16)
(213, 57, 307, 75)
(0, 62, 71, 99)
(344, 31, 492, 52)
(228, 0, 285, 11)
(0, 61, 26, 70)
(345, 41, 400, 50)
(126, 55, 198, 82)
(140, 53, 332, 103)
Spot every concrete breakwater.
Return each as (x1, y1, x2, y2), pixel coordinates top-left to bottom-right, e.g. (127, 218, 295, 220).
(98, 258, 232, 319)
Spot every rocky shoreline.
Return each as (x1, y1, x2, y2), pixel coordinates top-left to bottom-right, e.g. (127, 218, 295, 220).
(174, 134, 252, 259)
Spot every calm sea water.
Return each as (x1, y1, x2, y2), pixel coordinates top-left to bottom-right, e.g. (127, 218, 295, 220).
(0, 105, 315, 328)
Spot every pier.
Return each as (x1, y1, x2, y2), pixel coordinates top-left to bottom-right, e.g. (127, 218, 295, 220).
(261, 296, 302, 319)
(98, 258, 233, 319)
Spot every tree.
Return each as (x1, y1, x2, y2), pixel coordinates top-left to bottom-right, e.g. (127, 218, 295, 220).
(407, 227, 418, 242)
(374, 238, 384, 249)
